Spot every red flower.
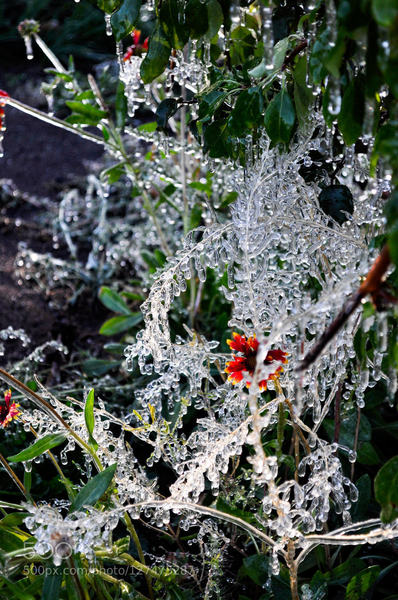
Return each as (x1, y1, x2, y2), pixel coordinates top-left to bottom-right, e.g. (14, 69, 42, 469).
(225, 332, 288, 391)
(123, 30, 149, 61)
(0, 389, 20, 427)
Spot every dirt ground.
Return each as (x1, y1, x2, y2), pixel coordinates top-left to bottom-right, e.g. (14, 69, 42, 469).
(0, 66, 105, 367)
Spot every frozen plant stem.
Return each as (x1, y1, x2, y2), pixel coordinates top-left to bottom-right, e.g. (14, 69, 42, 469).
(33, 33, 66, 74)
(5, 97, 107, 147)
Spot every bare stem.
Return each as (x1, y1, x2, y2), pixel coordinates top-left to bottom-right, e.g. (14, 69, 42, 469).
(33, 33, 66, 73)
(286, 541, 300, 600)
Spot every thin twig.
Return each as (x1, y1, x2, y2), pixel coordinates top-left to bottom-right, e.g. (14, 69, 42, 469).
(297, 245, 391, 371)
(334, 383, 342, 443)
(282, 39, 308, 71)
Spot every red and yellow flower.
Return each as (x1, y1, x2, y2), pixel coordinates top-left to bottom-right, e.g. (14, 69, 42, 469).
(0, 389, 20, 427)
(225, 332, 288, 391)
(123, 30, 149, 61)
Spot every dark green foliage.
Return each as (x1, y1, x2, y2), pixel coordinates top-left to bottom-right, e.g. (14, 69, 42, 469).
(110, 0, 141, 41)
(140, 22, 171, 83)
(69, 464, 117, 513)
(375, 456, 398, 523)
(264, 88, 296, 147)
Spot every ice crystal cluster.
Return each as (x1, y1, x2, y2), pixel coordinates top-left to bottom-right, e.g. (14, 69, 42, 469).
(9, 3, 398, 580)
(24, 504, 118, 566)
(15, 110, 398, 583)
(121, 112, 397, 565)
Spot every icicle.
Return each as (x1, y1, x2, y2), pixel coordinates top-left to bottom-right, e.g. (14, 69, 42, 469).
(105, 13, 112, 36)
(23, 35, 34, 60)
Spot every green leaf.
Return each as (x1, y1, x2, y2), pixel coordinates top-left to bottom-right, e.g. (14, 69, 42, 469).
(99, 313, 143, 336)
(273, 36, 290, 70)
(357, 441, 381, 465)
(0, 529, 26, 552)
(0, 513, 30, 528)
(293, 55, 313, 128)
(156, 98, 178, 129)
(99, 286, 131, 315)
(338, 76, 365, 145)
(372, 122, 398, 176)
(372, 0, 398, 27)
(351, 475, 372, 522)
(228, 87, 263, 136)
(97, 0, 122, 13)
(186, 0, 209, 38)
(216, 496, 257, 525)
(110, 0, 141, 41)
(389, 221, 398, 268)
(115, 81, 127, 130)
(42, 568, 63, 600)
(83, 359, 120, 376)
(198, 90, 229, 122)
(138, 121, 157, 133)
(309, 28, 329, 84)
(248, 58, 268, 79)
(45, 69, 74, 82)
(84, 389, 98, 450)
(264, 88, 296, 147)
(8, 434, 66, 462)
(103, 162, 125, 184)
(84, 389, 97, 445)
(159, 0, 189, 49)
(104, 342, 127, 354)
(65, 101, 107, 125)
(140, 22, 171, 83)
(375, 456, 398, 523)
(74, 91, 95, 101)
(323, 412, 371, 447)
(69, 464, 117, 513)
(206, 0, 223, 39)
(323, 32, 346, 78)
(345, 566, 380, 600)
(329, 559, 366, 586)
(366, 21, 383, 97)
(230, 25, 256, 65)
(204, 119, 232, 158)
(239, 554, 269, 586)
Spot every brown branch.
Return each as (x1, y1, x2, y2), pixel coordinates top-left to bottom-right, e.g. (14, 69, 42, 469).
(281, 39, 308, 71)
(297, 245, 391, 372)
(334, 383, 342, 444)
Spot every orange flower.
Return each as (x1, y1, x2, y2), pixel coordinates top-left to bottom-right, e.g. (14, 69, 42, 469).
(0, 389, 20, 427)
(225, 333, 288, 391)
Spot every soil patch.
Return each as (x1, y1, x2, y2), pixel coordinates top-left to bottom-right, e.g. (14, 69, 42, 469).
(0, 66, 106, 367)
